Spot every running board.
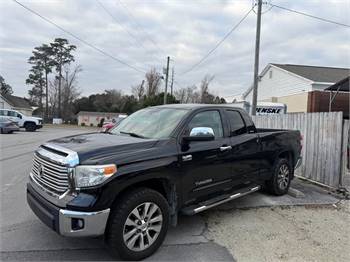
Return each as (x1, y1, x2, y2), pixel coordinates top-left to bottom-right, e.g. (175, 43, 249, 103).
(181, 185, 261, 215)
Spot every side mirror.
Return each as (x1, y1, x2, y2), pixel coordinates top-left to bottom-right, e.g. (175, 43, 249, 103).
(183, 127, 215, 142)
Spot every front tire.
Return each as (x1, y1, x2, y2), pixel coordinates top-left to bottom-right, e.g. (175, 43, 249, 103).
(25, 122, 36, 132)
(266, 158, 292, 195)
(106, 188, 169, 261)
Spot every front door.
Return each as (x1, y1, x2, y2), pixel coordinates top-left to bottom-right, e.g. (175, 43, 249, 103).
(179, 110, 233, 204)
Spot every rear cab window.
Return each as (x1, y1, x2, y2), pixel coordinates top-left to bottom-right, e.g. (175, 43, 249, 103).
(225, 110, 247, 136)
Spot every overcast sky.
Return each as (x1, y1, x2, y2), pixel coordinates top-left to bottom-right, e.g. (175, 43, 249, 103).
(1, 0, 349, 101)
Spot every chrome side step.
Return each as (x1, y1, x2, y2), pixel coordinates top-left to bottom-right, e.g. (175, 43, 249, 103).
(181, 185, 261, 215)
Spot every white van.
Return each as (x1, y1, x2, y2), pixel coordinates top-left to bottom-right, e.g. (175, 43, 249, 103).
(0, 109, 43, 131)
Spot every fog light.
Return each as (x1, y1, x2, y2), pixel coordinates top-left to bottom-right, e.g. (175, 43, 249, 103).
(71, 218, 84, 230)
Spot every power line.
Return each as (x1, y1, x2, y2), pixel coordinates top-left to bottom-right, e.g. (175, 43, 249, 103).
(12, 0, 146, 74)
(117, 0, 168, 57)
(271, 3, 350, 28)
(95, 0, 163, 65)
(181, 7, 254, 76)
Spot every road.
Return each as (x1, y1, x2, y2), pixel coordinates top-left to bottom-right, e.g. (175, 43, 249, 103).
(0, 127, 233, 261)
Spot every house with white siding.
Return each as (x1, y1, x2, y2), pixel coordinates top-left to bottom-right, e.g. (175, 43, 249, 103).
(243, 63, 349, 113)
(0, 93, 33, 115)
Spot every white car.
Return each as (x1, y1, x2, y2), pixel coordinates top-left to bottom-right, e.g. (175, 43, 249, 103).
(0, 109, 43, 131)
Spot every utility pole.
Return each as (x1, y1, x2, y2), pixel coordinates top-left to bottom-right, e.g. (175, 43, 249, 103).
(170, 67, 174, 96)
(251, 0, 262, 116)
(163, 56, 170, 104)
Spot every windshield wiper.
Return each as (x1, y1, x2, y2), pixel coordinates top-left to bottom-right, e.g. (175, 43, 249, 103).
(119, 131, 146, 139)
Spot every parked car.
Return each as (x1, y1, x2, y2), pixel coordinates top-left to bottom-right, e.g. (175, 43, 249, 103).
(101, 116, 127, 133)
(0, 109, 42, 131)
(0, 118, 20, 134)
(26, 104, 302, 260)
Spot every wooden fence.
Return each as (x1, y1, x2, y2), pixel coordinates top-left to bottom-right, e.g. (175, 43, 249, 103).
(252, 112, 349, 189)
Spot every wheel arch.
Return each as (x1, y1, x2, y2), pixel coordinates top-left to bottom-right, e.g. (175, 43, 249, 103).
(109, 177, 178, 226)
(23, 121, 36, 126)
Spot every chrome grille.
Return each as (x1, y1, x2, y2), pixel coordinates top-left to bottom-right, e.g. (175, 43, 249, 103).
(31, 153, 69, 195)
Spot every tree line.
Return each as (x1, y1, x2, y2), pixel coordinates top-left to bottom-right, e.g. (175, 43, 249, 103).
(2, 38, 227, 122)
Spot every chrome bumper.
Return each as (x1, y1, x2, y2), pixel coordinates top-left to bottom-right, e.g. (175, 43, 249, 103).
(59, 208, 110, 237)
(295, 156, 302, 169)
(27, 182, 110, 238)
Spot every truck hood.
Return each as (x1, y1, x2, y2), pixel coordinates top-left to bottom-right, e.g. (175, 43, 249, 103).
(48, 133, 158, 164)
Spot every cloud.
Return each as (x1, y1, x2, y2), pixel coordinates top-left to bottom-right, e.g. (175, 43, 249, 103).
(0, 0, 349, 101)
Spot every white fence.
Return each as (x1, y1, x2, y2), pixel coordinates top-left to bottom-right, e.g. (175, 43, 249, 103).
(252, 112, 349, 189)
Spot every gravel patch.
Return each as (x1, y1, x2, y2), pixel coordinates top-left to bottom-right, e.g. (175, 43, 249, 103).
(205, 200, 350, 262)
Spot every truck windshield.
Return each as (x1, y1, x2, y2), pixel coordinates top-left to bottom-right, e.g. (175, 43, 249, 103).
(110, 107, 189, 139)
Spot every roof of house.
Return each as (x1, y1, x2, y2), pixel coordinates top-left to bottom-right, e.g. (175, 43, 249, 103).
(325, 76, 350, 92)
(271, 63, 350, 83)
(1, 94, 32, 109)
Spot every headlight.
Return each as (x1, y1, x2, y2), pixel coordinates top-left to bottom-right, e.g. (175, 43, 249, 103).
(74, 164, 117, 188)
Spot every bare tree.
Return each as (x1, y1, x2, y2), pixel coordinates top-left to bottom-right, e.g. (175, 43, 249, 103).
(49, 65, 81, 121)
(61, 65, 81, 120)
(175, 85, 201, 104)
(145, 68, 162, 97)
(199, 74, 215, 103)
(131, 80, 145, 101)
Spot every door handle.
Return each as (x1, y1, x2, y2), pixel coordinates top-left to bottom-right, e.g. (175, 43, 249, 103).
(220, 146, 232, 152)
(182, 155, 192, 161)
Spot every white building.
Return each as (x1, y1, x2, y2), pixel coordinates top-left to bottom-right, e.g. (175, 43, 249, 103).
(77, 111, 125, 126)
(243, 63, 349, 113)
(0, 94, 33, 116)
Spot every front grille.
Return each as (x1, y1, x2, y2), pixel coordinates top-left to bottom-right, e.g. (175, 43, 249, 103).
(31, 153, 69, 195)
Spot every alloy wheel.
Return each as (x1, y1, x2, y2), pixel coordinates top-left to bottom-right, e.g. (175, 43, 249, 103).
(123, 202, 163, 252)
(277, 164, 290, 190)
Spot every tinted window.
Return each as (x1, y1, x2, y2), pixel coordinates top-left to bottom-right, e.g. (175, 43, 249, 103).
(226, 110, 246, 135)
(0, 110, 5, 116)
(188, 111, 223, 138)
(7, 111, 17, 117)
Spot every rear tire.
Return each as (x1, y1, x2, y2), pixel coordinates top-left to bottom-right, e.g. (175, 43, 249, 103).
(25, 122, 36, 132)
(266, 158, 292, 196)
(106, 188, 170, 261)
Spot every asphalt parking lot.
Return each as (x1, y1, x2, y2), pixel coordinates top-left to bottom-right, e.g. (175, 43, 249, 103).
(0, 126, 233, 261)
(1, 127, 349, 261)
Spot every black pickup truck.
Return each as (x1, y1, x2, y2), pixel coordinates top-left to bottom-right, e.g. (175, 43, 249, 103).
(27, 104, 302, 260)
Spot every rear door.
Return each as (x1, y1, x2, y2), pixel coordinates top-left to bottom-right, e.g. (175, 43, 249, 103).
(225, 110, 263, 185)
(180, 109, 234, 203)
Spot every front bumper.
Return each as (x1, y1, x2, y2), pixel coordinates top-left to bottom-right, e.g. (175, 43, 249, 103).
(27, 183, 110, 237)
(37, 124, 43, 129)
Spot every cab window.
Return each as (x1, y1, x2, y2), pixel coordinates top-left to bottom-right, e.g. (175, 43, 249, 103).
(7, 111, 17, 117)
(188, 110, 223, 138)
(226, 110, 247, 136)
